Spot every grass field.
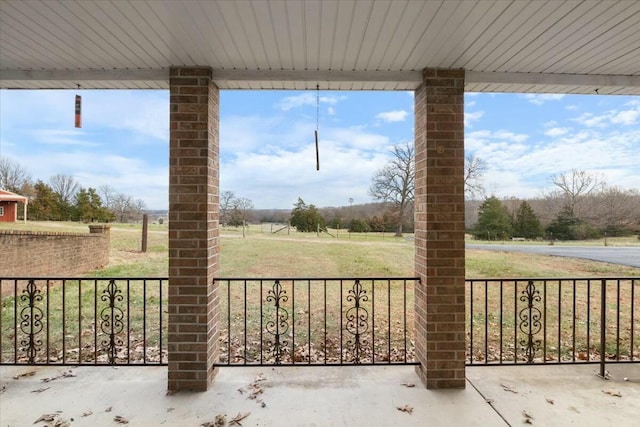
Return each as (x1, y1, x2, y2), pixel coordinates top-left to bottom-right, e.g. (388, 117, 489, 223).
(1, 221, 638, 365)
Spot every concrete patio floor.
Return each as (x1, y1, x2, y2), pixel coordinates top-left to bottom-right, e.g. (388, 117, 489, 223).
(1, 364, 638, 426)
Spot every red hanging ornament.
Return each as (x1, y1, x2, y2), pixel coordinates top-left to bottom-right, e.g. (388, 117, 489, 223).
(74, 93, 82, 128)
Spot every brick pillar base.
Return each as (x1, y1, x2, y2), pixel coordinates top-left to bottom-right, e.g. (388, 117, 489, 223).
(414, 68, 466, 389)
(168, 67, 220, 392)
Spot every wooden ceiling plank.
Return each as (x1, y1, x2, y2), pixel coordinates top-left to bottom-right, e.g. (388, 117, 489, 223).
(0, 3, 96, 69)
(331, 1, 356, 71)
(497, 0, 592, 72)
(220, 1, 262, 70)
(364, 0, 408, 71)
(525, 2, 639, 73)
(391, 1, 443, 70)
(407, 0, 465, 70)
(126, 1, 190, 66)
(78, 1, 156, 69)
(342, 0, 375, 71)
(442, 0, 512, 68)
(419, 0, 477, 67)
(557, 12, 640, 73)
(471, 1, 552, 71)
(249, 1, 280, 70)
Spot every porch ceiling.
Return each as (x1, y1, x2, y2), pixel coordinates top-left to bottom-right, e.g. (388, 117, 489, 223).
(0, 0, 639, 94)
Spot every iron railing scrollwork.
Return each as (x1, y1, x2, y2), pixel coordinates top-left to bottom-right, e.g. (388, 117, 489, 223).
(19, 280, 44, 363)
(1, 278, 166, 366)
(99, 279, 125, 364)
(216, 277, 416, 366)
(467, 277, 639, 367)
(345, 280, 370, 364)
(264, 280, 289, 364)
(518, 280, 542, 363)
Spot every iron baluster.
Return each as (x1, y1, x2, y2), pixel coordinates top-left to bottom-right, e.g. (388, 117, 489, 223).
(345, 279, 369, 364)
(518, 280, 542, 363)
(19, 280, 44, 363)
(100, 279, 125, 365)
(265, 280, 289, 364)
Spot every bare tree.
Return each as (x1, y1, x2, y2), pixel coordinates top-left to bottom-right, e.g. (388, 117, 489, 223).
(0, 155, 32, 193)
(220, 190, 236, 224)
(550, 169, 603, 219)
(591, 186, 639, 230)
(49, 174, 80, 203)
(464, 154, 486, 199)
(98, 184, 118, 209)
(234, 197, 254, 217)
(369, 142, 414, 236)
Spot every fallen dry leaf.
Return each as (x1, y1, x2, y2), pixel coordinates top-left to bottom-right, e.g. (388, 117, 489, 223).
(0, 385, 6, 394)
(396, 405, 413, 414)
(41, 371, 76, 383)
(30, 387, 51, 393)
(167, 407, 175, 413)
(82, 411, 93, 417)
(500, 383, 518, 394)
(54, 418, 70, 427)
(522, 410, 534, 423)
(602, 390, 622, 397)
(229, 412, 251, 426)
(34, 413, 58, 423)
(114, 415, 129, 424)
(214, 414, 227, 426)
(200, 414, 226, 427)
(105, 407, 113, 413)
(14, 370, 36, 379)
(401, 382, 416, 388)
(545, 398, 554, 405)
(254, 373, 267, 382)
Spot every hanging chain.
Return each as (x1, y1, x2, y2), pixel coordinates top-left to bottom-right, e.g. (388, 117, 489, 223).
(316, 84, 320, 132)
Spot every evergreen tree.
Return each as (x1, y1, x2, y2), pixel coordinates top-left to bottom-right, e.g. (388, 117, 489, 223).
(29, 181, 63, 220)
(512, 201, 542, 239)
(290, 197, 326, 232)
(473, 196, 512, 240)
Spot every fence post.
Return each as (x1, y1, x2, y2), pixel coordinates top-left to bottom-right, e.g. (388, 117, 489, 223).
(600, 279, 606, 378)
(141, 214, 148, 253)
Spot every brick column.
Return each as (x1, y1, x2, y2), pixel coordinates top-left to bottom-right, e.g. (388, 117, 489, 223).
(168, 67, 220, 391)
(414, 68, 466, 389)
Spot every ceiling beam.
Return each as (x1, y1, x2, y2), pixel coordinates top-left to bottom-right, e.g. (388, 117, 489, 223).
(1, 68, 638, 91)
(211, 69, 423, 84)
(466, 71, 640, 88)
(0, 69, 169, 82)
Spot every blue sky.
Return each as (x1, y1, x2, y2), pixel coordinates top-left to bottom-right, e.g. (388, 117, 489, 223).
(0, 89, 638, 210)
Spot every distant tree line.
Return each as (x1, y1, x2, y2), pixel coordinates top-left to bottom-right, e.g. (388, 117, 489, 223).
(0, 155, 146, 222)
(470, 170, 639, 241)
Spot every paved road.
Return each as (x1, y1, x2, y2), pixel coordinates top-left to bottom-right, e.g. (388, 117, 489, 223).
(466, 243, 640, 268)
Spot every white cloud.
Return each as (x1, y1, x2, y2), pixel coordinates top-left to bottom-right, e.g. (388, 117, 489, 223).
(523, 94, 565, 105)
(464, 110, 484, 127)
(572, 104, 640, 128)
(275, 93, 344, 111)
(572, 112, 609, 128)
(611, 109, 639, 125)
(327, 107, 335, 116)
(221, 139, 390, 209)
(544, 127, 569, 137)
(375, 110, 408, 123)
(29, 129, 98, 146)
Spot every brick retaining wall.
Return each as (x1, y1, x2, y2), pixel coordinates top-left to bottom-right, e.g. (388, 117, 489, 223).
(0, 225, 110, 277)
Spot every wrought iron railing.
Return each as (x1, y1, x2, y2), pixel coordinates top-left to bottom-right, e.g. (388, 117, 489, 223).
(215, 278, 418, 366)
(466, 278, 639, 375)
(2, 276, 637, 373)
(0, 278, 167, 365)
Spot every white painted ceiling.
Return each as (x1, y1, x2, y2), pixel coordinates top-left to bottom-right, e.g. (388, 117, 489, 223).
(1, 0, 639, 94)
